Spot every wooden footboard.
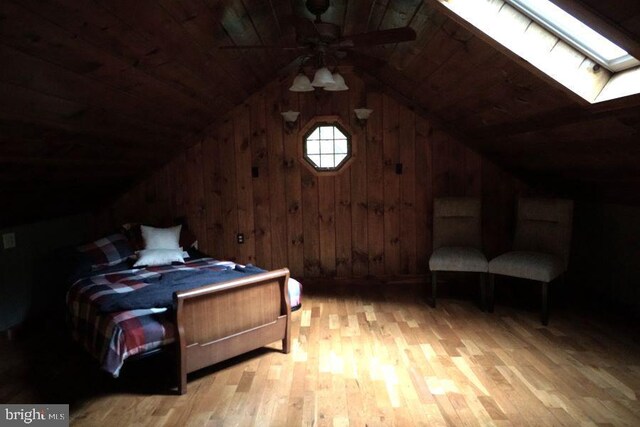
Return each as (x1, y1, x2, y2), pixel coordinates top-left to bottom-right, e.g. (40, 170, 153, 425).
(174, 268, 291, 394)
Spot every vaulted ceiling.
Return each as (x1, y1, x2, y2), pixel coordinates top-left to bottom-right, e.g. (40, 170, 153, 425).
(1, 0, 639, 227)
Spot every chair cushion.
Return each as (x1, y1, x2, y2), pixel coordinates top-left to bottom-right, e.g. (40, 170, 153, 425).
(489, 251, 565, 282)
(429, 247, 488, 273)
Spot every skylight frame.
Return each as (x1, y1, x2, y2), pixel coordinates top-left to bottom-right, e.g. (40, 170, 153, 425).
(436, 0, 640, 103)
(505, 0, 640, 72)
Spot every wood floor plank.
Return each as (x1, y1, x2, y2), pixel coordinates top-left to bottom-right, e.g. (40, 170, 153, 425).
(4, 284, 640, 426)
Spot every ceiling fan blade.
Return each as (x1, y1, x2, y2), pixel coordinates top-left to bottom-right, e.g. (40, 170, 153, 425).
(341, 27, 417, 47)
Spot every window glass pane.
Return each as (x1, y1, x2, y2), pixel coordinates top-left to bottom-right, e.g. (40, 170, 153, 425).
(320, 154, 336, 168)
(320, 139, 334, 154)
(334, 153, 348, 166)
(509, 0, 628, 62)
(307, 139, 320, 155)
(307, 154, 321, 168)
(334, 127, 347, 139)
(335, 139, 348, 154)
(319, 126, 333, 140)
(307, 128, 320, 141)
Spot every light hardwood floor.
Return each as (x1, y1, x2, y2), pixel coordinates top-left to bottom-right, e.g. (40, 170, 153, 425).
(2, 284, 640, 426)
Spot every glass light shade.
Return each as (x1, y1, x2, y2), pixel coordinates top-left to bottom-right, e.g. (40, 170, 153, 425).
(289, 73, 314, 92)
(281, 110, 300, 123)
(354, 108, 373, 120)
(324, 72, 349, 91)
(311, 67, 335, 87)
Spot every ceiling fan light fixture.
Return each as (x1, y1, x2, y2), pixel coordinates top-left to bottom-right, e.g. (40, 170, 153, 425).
(311, 67, 335, 87)
(324, 72, 349, 91)
(290, 73, 315, 92)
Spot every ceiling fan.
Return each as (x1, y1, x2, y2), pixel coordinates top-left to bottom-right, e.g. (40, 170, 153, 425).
(220, 0, 417, 91)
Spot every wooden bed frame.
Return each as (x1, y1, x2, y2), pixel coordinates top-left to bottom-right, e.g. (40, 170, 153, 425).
(173, 268, 291, 394)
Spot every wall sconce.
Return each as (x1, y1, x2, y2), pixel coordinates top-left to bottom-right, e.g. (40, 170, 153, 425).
(354, 108, 373, 126)
(281, 110, 300, 130)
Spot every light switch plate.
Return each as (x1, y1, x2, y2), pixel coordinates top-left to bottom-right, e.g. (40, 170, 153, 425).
(2, 232, 16, 249)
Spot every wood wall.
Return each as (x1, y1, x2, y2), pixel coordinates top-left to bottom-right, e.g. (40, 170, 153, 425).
(97, 71, 527, 278)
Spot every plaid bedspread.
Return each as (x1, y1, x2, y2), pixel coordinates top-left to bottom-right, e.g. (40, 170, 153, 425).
(67, 258, 301, 377)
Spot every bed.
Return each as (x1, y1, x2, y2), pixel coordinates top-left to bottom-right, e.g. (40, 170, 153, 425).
(67, 239, 301, 394)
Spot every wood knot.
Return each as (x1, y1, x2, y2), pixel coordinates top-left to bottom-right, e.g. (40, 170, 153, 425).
(302, 176, 316, 188)
(371, 203, 384, 216)
(321, 214, 334, 224)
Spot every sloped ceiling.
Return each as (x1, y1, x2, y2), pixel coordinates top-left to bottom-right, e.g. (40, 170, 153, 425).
(1, 0, 639, 227)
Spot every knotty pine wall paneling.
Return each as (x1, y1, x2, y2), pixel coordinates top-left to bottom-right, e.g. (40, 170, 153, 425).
(265, 83, 288, 272)
(219, 117, 240, 264)
(299, 87, 321, 277)
(202, 132, 223, 258)
(383, 96, 401, 276)
(99, 71, 526, 279)
(332, 89, 351, 277)
(365, 91, 386, 276)
(281, 83, 304, 277)
(415, 115, 433, 272)
(234, 102, 255, 265)
(251, 92, 272, 270)
(348, 77, 367, 277)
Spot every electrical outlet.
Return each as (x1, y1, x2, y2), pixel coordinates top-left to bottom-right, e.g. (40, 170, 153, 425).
(237, 233, 245, 244)
(2, 232, 16, 249)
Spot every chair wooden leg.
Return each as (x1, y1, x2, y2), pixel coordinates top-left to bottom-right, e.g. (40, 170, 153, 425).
(431, 271, 437, 308)
(480, 273, 487, 312)
(488, 274, 495, 313)
(541, 281, 549, 326)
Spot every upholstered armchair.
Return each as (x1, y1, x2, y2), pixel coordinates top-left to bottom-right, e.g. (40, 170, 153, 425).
(428, 197, 488, 309)
(488, 198, 574, 325)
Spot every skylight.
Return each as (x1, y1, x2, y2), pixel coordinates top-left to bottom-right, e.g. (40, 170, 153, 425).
(437, 0, 640, 103)
(506, 0, 639, 72)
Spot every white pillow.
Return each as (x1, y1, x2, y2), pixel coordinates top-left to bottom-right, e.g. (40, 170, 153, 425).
(133, 249, 185, 267)
(141, 224, 181, 250)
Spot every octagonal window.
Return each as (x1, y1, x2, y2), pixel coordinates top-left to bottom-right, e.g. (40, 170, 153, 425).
(303, 122, 352, 172)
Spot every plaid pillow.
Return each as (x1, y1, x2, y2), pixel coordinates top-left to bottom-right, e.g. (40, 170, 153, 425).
(76, 233, 134, 270)
(120, 223, 145, 251)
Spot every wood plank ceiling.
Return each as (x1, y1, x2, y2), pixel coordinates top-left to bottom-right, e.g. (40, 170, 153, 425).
(1, 0, 639, 226)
